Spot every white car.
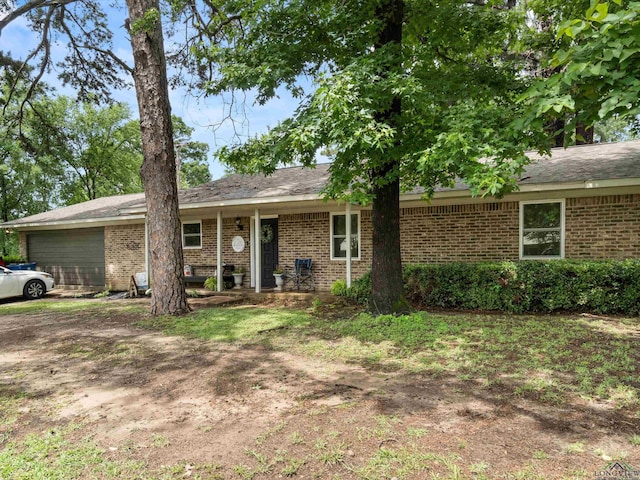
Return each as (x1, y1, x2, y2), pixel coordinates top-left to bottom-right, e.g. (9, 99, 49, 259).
(0, 266, 55, 300)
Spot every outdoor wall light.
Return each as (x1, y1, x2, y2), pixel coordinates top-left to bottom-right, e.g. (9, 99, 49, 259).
(235, 217, 244, 230)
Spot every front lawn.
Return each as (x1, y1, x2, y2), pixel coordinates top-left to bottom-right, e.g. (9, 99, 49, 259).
(141, 306, 640, 410)
(0, 298, 638, 479)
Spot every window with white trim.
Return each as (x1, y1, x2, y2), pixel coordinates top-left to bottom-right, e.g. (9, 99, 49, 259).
(331, 212, 360, 260)
(182, 221, 202, 249)
(520, 200, 564, 259)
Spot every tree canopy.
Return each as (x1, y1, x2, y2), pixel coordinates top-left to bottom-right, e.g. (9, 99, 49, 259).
(521, 0, 640, 140)
(181, 0, 548, 311)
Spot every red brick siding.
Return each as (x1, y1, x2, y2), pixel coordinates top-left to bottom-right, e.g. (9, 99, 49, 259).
(182, 217, 252, 286)
(19, 232, 27, 259)
(20, 193, 640, 291)
(400, 202, 520, 263)
(278, 211, 372, 291)
(565, 194, 640, 259)
(105, 224, 146, 290)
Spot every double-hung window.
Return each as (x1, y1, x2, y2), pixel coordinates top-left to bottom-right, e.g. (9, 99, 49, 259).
(520, 200, 564, 259)
(331, 213, 360, 260)
(182, 221, 202, 249)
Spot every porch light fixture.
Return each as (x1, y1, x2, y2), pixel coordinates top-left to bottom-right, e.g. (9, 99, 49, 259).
(235, 217, 243, 230)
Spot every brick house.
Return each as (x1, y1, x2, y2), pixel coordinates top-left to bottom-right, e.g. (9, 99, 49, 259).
(2, 141, 640, 291)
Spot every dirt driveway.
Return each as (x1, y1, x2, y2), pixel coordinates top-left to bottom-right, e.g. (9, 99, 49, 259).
(0, 297, 638, 479)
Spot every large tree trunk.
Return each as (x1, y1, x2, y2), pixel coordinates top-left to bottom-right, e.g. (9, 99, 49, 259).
(370, 161, 406, 313)
(126, 0, 189, 315)
(369, 0, 408, 314)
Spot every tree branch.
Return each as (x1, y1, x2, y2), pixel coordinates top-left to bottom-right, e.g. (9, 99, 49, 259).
(0, 0, 76, 33)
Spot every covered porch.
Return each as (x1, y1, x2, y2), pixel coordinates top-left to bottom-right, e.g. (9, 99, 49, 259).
(125, 198, 361, 294)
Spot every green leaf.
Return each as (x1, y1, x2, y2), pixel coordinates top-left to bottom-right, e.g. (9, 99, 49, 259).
(587, 2, 609, 22)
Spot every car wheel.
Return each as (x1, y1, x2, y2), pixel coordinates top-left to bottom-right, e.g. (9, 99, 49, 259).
(23, 279, 46, 299)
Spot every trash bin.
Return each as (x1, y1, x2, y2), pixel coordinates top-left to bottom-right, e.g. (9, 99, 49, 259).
(7, 262, 37, 270)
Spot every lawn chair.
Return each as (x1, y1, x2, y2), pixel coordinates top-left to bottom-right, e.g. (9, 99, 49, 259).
(285, 258, 315, 292)
(129, 272, 149, 297)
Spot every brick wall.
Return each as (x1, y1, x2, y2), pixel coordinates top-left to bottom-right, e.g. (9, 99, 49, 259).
(19, 232, 27, 259)
(182, 217, 252, 287)
(278, 211, 373, 291)
(25, 192, 640, 292)
(105, 224, 146, 290)
(400, 202, 520, 263)
(565, 194, 640, 259)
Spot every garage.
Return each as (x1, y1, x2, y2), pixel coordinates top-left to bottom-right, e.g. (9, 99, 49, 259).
(27, 228, 106, 287)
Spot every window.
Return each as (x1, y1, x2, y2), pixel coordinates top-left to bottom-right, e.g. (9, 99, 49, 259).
(520, 200, 564, 259)
(331, 212, 360, 260)
(182, 221, 202, 249)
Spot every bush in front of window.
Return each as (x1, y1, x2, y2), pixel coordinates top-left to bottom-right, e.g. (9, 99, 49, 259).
(337, 260, 640, 315)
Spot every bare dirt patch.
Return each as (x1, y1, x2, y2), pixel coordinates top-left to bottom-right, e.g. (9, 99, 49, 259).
(0, 297, 638, 479)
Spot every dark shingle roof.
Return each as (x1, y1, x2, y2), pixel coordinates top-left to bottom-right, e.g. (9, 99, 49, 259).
(520, 140, 640, 184)
(3, 193, 146, 226)
(179, 163, 332, 204)
(3, 140, 640, 228)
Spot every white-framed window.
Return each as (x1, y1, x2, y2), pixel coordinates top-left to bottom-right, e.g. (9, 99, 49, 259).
(182, 221, 202, 249)
(330, 212, 360, 260)
(519, 200, 565, 259)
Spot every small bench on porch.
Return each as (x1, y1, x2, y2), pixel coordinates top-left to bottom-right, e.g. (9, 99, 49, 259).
(184, 264, 235, 289)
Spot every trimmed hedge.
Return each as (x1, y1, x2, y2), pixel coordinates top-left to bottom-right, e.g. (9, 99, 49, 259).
(342, 260, 640, 315)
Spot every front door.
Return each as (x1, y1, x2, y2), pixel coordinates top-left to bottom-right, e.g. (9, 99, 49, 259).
(260, 218, 278, 288)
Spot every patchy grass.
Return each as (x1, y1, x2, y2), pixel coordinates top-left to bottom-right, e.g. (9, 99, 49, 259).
(140, 306, 640, 408)
(0, 300, 108, 315)
(292, 312, 640, 407)
(0, 426, 144, 479)
(138, 306, 311, 343)
(0, 300, 146, 317)
(2, 299, 638, 479)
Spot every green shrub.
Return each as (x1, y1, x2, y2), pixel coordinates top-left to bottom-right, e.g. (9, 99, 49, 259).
(346, 271, 372, 305)
(330, 279, 348, 296)
(204, 276, 217, 291)
(1, 255, 26, 264)
(337, 260, 640, 315)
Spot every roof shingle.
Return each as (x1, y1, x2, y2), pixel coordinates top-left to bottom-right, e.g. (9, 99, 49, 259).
(4, 140, 640, 227)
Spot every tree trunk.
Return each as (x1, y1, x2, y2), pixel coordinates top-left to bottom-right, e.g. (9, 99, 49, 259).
(576, 123, 594, 144)
(126, 0, 189, 315)
(369, 0, 409, 314)
(370, 162, 407, 313)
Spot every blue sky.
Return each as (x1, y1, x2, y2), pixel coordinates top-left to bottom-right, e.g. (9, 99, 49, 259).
(0, 2, 300, 180)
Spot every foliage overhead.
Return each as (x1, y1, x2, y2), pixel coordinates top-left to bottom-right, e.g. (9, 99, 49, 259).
(0, 0, 132, 104)
(183, 0, 548, 204)
(46, 97, 144, 204)
(520, 0, 640, 140)
(172, 115, 211, 188)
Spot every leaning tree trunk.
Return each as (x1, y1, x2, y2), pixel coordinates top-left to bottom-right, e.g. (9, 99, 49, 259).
(369, 0, 409, 314)
(126, 0, 189, 315)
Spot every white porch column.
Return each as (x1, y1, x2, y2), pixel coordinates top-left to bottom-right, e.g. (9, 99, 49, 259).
(254, 209, 261, 293)
(216, 211, 223, 292)
(144, 217, 150, 277)
(345, 203, 352, 288)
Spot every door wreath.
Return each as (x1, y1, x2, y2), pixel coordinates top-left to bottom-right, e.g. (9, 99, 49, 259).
(260, 224, 274, 243)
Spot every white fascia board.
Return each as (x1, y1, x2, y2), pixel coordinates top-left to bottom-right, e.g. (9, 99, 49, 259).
(2, 215, 146, 231)
(7, 177, 640, 230)
(119, 193, 325, 215)
(400, 178, 640, 202)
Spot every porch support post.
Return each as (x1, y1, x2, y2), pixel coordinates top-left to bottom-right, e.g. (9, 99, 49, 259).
(217, 211, 223, 292)
(144, 216, 150, 277)
(346, 203, 352, 288)
(254, 209, 261, 293)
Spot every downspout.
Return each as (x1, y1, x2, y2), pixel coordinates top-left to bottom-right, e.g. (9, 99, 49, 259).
(346, 203, 352, 288)
(217, 210, 223, 292)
